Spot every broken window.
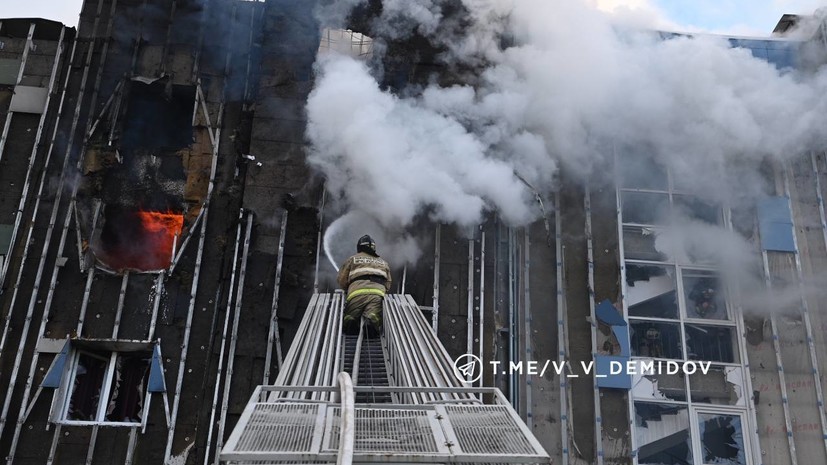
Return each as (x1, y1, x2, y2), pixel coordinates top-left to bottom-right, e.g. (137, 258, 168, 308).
(66, 352, 109, 421)
(622, 192, 670, 225)
(626, 264, 678, 319)
(119, 81, 195, 154)
(673, 195, 722, 226)
(689, 366, 744, 406)
(634, 402, 693, 465)
(685, 325, 738, 363)
(630, 321, 683, 359)
(633, 367, 687, 402)
(95, 206, 185, 272)
(61, 348, 152, 424)
(623, 227, 671, 261)
(105, 353, 151, 422)
(682, 270, 728, 320)
(698, 412, 746, 465)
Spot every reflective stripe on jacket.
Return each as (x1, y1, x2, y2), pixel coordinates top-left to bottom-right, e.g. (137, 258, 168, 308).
(337, 252, 392, 299)
(346, 288, 386, 301)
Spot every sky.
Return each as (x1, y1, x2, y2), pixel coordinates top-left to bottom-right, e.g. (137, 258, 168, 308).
(2, 0, 826, 35)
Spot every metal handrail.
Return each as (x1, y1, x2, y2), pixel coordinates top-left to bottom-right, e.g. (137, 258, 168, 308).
(336, 372, 355, 465)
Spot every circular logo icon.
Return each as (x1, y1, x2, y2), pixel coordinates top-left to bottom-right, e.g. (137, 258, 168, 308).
(453, 354, 483, 384)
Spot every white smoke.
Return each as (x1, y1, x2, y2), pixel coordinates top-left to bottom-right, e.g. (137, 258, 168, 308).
(308, 0, 827, 265)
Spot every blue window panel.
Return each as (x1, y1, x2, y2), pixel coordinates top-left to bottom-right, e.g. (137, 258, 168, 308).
(41, 340, 70, 388)
(148, 344, 166, 393)
(767, 49, 796, 70)
(758, 197, 796, 252)
(614, 325, 631, 358)
(596, 356, 632, 389)
(596, 300, 631, 357)
(748, 47, 770, 61)
(596, 300, 626, 326)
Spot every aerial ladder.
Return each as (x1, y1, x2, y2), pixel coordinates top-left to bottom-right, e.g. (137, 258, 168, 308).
(220, 292, 549, 464)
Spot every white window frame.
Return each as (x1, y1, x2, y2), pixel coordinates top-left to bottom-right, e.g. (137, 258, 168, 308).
(56, 349, 150, 427)
(617, 152, 759, 465)
(690, 407, 752, 465)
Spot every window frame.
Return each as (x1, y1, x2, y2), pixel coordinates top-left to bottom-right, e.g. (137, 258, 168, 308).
(53, 345, 153, 427)
(616, 153, 757, 465)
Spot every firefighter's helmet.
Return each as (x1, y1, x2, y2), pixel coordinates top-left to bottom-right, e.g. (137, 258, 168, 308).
(357, 235, 377, 254)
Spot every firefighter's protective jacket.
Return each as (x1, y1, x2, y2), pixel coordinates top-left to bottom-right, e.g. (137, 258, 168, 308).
(337, 252, 392, 301)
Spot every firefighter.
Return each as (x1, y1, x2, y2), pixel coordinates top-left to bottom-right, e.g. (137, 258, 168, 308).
(337, 235, 392, 335)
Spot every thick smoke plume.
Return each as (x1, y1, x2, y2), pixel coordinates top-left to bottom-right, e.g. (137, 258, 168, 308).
(309, 0, 827, 268)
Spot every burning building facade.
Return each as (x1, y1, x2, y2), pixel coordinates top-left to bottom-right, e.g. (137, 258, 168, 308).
(1, 1, 827, 465)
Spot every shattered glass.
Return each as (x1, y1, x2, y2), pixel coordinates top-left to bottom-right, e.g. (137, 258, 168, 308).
(698, 413, 746, 465)
(622, 192, 670, 225)
(685, 324, 738, 363)
(67, 352, 108, 421)
(105, 352, 151, 422)
(634, 402, 693, 465)
(682, 270, 728, 320)
(630, 321, 683, 359)
(626, 263, 678, 319)
(633, 363, 687, 401)
(689, 366, 745, 406)
(623, 226, 672, 261)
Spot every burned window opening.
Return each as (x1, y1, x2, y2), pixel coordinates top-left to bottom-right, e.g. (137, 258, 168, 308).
(631, 321, 683, 359)
(698, 413, 746, 465)
(626, 264, 679, 319)
(118, 80, 195, 155)
(94, 205, 184, 272)
(685, 325, 737, 363)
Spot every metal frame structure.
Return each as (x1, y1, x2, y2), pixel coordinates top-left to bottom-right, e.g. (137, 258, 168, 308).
(221, 291, 549, 463)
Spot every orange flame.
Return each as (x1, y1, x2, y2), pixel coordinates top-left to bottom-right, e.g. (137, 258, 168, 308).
(98, 210, 185, 272)
(134, 210, 184, 270)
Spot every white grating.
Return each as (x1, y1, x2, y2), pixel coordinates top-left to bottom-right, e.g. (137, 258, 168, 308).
(445, 406, 538, 455)
(235, 404, 320, 452)
(326, 408, 440, 453)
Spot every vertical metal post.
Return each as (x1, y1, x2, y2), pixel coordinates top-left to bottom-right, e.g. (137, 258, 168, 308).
(203, 210, 243, 465)
(264, 210, 288, 384)
(313, 189, 326, 294)
(585, 187, 604, 465)
(522, 228, 532, 424)
(556, 193, 569, 465)
(148, 271, 164, 340)
(214, 212, 254, 464)
(508, 227, 517, 409)
(466, 238, 475, 378)
(432, 224, 441, 333)
(478, 230, 485, 387)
